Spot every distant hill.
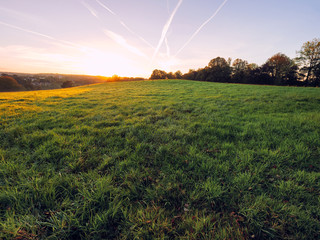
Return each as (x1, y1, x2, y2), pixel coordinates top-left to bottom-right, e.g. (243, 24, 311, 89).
(0, 72, 145, 91)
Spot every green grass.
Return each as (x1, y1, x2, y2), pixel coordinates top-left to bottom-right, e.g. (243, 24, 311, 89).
(0, 80, 319, 239)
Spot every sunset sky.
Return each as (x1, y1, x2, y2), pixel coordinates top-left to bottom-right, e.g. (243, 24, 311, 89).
(0, 0, 319, 77)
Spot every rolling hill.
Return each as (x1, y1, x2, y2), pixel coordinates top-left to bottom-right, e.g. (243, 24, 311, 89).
(1, 80, 319, 239)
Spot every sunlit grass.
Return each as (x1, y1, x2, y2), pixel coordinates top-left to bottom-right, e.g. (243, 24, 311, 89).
(0, 85, 93, 118)
(0, 80, 319, 239)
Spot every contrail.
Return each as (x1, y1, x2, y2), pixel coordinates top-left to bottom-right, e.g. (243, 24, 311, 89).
(175, 0, 228, 57)
(0, 20, 88, 51)
(120, 21, 154, 49)
(96, 0, 116, 15)
(152, 0, 183, 61)
(0, 20, 55, 40)
(82, 1, 98, 18)
(165, 37, 170, 57)
(95, 0, 154, 49)
(104, 30, 148, 58)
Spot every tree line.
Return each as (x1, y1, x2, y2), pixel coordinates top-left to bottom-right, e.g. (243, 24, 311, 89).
(150, 38, 320, 87)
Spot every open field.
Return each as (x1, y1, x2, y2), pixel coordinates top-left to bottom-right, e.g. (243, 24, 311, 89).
(0, 80, 320, 239)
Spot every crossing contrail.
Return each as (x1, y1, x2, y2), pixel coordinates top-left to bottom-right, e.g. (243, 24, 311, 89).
(175, 0, 228, 57)
(95, 0, 154, 49)
(152, 0, 183, 61)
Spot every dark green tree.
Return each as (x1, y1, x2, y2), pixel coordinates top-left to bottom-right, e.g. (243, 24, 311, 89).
(195, 68, 209, 81)
(150, 69, 167, 79)
(182, 69, 197, 80)
(232, 58, 249, 83)
(166, 72, 175, 79)
(313, 63, 320, 86)
(206, 57, 231, 82)
(174, 70, 182, 79)
(61, 80, 74, 88)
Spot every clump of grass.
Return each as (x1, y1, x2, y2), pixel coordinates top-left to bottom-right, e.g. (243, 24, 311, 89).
(0, 80, 319, 239)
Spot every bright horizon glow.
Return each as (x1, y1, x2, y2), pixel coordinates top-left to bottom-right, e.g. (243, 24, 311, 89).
(0, 0, 319, 77)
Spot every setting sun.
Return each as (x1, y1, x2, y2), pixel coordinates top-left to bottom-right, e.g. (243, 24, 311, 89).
(60, 44, 150, 77)
(78, 50, 125, 76)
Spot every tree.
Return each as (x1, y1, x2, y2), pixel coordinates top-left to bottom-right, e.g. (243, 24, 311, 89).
(110, 75, 120, 81)
(195, 68, 209, 81)
(296, 38, 320, 85)
(174, 70, 182, 79)
(264, 53, 298, 85)
(0, 76, 24, 91)
(61, 80, 74, 88)
(232, 58, 248, 83)
(246, 66, 273, 85)
(167, 72, 175, 79)
(206, 57, 231, 82)
(232, 59, 248, 72)
(182, 69, 198, 80)
(313, 63, 320, 86)
(150, 69, 167, 79)
(247, 63, 258, 70)
(208, 57, 229, 68)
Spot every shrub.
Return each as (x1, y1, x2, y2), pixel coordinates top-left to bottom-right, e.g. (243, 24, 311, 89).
(0, 76, 24, 91)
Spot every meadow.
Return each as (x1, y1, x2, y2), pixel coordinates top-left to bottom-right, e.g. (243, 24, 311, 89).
(0, 80, 319, 239)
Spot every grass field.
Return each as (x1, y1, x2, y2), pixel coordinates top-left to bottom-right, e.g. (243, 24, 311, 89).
(0, 80, 320, 239)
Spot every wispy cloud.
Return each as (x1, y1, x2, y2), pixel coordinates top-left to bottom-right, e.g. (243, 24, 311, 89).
(104, 30, 147, 58)
(0, 6, 42, 23)
(0, 45, 79, 72)
(152, 0, 183, 61)
(175, 0, 229, 57)
(82, 1, 98, 18)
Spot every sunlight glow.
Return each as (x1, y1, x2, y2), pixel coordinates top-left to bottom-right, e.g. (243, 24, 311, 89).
(77, 50, 145, 76)
(157, 56, 180, 73)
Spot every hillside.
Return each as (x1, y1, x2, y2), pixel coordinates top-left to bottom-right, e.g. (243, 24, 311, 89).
(1, 80, 320, 239)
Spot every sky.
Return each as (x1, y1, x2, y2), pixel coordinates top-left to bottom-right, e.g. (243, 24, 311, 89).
(0, 0, 319, 78)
